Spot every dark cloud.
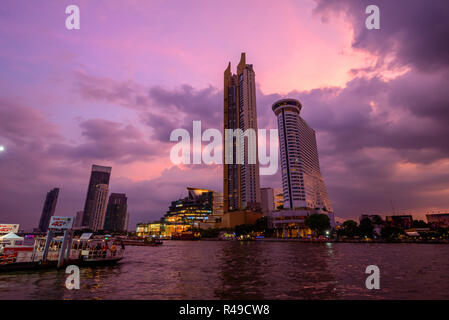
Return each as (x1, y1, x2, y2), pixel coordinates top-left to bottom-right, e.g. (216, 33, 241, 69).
(149, 85, 221, 125)
(0, 99, 60, 145)
(75, 72, 222, 143)
(75, 72, 151, 109)
(47, 119, 160, 164)
(313, 0, 449, 73)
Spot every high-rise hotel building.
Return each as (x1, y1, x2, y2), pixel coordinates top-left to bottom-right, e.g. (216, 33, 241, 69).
(272, 99, 332, 212)
(223, 53, 261, 212)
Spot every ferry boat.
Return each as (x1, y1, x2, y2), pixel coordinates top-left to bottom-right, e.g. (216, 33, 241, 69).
(119, 236, 163, 246)
(0, 233, 125, 272)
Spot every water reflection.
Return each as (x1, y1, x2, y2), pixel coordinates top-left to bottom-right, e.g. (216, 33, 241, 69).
(1, 242, 449, 299)
(215, 242, 267, 299)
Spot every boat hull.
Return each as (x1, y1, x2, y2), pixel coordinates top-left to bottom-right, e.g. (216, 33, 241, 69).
(0, 257, 123, 273)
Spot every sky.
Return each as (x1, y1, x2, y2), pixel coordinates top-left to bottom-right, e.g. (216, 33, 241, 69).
(1, 0, 449, 230)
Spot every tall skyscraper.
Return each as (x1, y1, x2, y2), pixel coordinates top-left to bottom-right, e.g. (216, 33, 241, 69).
(38, 188, 59, 232)
(81, 164, 112, 230)
(272, 98, 332, 212)
(90, 184, 109, 231)
(223, 53, 261, 212)
(104, 193, 128, 232)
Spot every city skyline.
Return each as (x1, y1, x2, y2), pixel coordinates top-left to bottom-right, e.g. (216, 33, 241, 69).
(1, 0, 449, 229)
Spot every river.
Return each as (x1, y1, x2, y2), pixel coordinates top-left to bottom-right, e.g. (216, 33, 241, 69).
(1, 241, 448, 299)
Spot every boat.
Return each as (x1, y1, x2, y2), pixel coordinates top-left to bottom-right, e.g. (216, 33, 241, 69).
(218, 231, 236, 241)
(171, 231, 200, 240)
(0, 234, 125, 272)
(120, 237, 163, 246)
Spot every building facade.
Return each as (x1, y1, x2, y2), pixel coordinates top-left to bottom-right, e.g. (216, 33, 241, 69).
(104, 193, 128, 232)
(260, 187, 275, 215)
(137, 187, 223, 237)
(386, 215, 413, 229)
(163, 187, 222, 227)
(81, 165, 111, 229)
(89, 184, 109, 231)
(38, 188, 59, 232)
(273, 188, 284, 210)
(426, 213, 449, 228)
(223, 53, 261, 212)
(272, 98, 332, 212)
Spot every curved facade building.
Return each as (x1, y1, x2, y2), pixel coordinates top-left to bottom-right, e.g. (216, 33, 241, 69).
(272, 99, 332, 212)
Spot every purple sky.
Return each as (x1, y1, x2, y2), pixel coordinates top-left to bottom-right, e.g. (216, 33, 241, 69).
(1, 0, 449, 230)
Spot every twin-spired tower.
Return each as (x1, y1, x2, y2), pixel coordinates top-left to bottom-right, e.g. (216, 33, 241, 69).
(272, 99, 332, 212)
(223, 53, 261, 213)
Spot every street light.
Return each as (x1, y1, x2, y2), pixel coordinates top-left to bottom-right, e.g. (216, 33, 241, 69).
(0, 145, 4, 152)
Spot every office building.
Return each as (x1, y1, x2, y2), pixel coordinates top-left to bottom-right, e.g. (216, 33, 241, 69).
(104, 193, 128, 232)
(88, 184, 109, 231)
(81, 165, 111, 229)
(38, 188, 59, 232)
(223, 53, 261, 212)
(261, 187, 275, 215)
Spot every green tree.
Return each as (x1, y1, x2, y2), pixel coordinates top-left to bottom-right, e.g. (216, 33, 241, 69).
(305, 214, 330, 236)
(381, 226, 403, 242)
(235, 224, 253, 236)
(412, 220, 428, 228)
(340, 220, 359, 238)
(359, 218, 374, 238)
(254, 217, 268, 232)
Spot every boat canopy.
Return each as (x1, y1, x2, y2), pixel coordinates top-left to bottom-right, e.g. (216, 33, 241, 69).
(0, 232, 24, 241)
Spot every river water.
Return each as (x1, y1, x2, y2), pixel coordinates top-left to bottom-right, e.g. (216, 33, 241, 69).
(1, 241, 449, 299)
